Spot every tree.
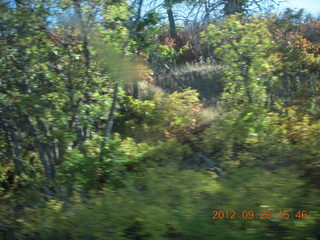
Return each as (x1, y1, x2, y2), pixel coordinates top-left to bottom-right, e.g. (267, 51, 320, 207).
(223, 0, 249, 15)
(0, 0, 134, 181)
(201, 14, 277, 111)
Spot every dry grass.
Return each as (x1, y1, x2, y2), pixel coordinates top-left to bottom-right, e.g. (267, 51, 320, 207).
(154, 61, 224, 105)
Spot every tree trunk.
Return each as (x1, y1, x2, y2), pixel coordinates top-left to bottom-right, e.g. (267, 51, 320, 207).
(0, 109, 24, 175)
(72, 0, 91, 155)
(100, 83, 119, 159)
(166, 5, 177, 38)
(25, 116, 55, 180)
(204, 0, 210, 24)
(133, 78, 140, 99)
(133, 0, 143, 31)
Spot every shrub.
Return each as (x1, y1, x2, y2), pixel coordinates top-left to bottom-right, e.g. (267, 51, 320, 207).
(19, 167, 220, 240)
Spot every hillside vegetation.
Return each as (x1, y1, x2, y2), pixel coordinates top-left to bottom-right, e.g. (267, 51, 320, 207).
(0, 0, 320, 239)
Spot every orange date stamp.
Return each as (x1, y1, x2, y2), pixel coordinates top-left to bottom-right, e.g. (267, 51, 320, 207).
(211, 210, 309, 220)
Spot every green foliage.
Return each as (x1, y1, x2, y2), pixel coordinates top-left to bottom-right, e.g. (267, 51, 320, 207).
(201, 14, 277, 111)
(17, 167, 320, 240)
(116, 88, 203, 142)
(157, 44, 176, 65)
(57, 136, 150, 192)
(143, 138, 192, 165)
(209, 168, 320, 240)
(1, 2, 320, 239)
(154, 88, 201, 128)
(19, 167, 220, 240)
(128, 9, 161, 52)
(267, 108, 320, 183)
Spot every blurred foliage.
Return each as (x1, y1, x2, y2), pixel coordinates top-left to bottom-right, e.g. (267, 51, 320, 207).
(201, 14, 277, 113)
(115, 88, 203, 143)
(1, 1, 320, 239)
(15, 167, 320, 240)
(157, 44, 176, 66)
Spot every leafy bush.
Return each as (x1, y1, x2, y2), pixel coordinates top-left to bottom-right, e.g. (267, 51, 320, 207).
(19, 167, 220, 240)
(57, 136, 150, 193)
(116, 88, 204, 143)
(18, 167, 320, 240)
(157, 44, 176, 66)
(201, 14, 277, 113)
